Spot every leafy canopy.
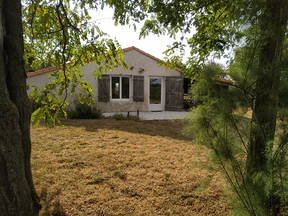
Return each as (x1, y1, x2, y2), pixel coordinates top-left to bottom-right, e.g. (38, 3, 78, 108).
(104, 0, 288, 215)
(107, 0, 265, 76)
(23, 0, 126, 125)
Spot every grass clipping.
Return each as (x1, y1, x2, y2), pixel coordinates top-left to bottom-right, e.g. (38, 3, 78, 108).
(31, 119, 228, 216)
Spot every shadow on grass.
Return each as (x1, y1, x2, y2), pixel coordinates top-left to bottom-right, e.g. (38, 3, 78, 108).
(39, 188, 67, 216)
(62, 118, 193, 141)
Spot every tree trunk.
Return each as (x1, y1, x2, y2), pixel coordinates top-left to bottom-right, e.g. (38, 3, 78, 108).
(247, 0, 288, 174)
(247, 0, 288, 175)
(247, 0, 288, 214)
(0, 0, 40, 215)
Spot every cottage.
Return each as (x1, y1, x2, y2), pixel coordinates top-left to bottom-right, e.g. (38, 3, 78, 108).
(27, 46, 184, 112)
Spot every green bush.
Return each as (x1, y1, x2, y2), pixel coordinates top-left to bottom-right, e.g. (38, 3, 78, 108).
(67, 102, 102, 119)
(183, 94, 199, 110)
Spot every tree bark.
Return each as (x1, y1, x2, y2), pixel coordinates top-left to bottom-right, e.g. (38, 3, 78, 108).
(247, 0, 288, 174)
(247, 0, 288, 214)
(0, 0, 40, 215)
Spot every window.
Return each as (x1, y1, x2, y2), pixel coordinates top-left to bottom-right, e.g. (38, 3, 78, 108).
(121, 77, 130, 99)
(111, 76, 130, 99)
(112, 77, 120, 99)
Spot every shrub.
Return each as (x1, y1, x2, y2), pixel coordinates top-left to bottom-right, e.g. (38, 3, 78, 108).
(67, 102, 102, 119)
(183, 94, 199, 110)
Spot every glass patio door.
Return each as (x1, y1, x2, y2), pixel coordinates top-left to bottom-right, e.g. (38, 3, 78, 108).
(149, 77, 162, 111)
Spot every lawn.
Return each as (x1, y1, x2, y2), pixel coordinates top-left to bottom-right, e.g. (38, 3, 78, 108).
(31, 119, 228, 216)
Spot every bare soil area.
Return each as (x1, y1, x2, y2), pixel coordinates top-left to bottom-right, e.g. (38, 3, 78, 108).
(31, 119, 228, 216)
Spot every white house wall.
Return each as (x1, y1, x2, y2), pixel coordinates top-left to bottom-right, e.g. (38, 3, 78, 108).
(27, 72, 53, 91)
(27, 48, 182, 112)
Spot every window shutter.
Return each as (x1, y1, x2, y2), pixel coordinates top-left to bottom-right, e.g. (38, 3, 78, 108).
(98, 75, 110, 102)
(133, 76, 144, 102)
(165, 77, 184, 110)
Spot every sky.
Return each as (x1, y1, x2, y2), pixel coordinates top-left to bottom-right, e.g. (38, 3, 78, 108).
(91, 7, 229, 66)
(91, 7, 179, 60)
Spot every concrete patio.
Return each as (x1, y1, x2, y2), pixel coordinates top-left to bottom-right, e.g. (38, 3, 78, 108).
(103, 111, 189, 120)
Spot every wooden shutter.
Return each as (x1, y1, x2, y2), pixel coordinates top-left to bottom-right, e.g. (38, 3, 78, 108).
(165, 77, 184, 111)
(133, 76, 144, 102)
(98, 75, 110, 102)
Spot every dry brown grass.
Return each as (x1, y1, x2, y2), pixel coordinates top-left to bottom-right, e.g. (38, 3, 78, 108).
(31, 119, 228, 216)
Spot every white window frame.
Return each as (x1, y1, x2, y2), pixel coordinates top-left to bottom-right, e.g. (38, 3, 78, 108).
(110, 76, 131, 101)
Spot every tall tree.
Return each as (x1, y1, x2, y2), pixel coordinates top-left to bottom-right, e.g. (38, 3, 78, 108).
(0, 0, 123, 215)
(0, 0, 40, 214)
(247, 0, 288, 176)
(106, 0, 288, 215)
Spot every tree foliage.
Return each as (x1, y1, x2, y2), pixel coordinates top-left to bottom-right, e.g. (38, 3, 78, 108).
(0, 1, 130, 215)
(186, 61, 288, 215)
(107, 0, 263, 75)
(105, 0, 288, 215)
(23, 0, 126, 125)
(1, 0, 288, 215)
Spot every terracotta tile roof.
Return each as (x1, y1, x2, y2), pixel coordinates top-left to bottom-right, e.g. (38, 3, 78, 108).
(216, 77, 234, 85)
(26, 46, 232, 85)
(27, 66, 60, 78)
(27, 46, 182, 78)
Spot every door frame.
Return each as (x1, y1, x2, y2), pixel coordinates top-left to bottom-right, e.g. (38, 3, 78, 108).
(149, 76, 163, 111)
